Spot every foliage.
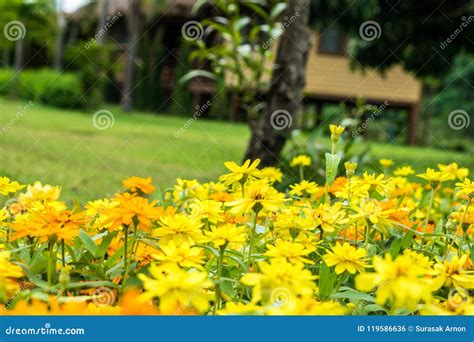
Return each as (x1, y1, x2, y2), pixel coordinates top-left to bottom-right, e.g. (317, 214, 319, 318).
(64, 41, 115, 109)
(0, 68, 83, 108)
(183, 0, 286, 121)
(310, 0, 474, 78)
(1, 125, 473, 315)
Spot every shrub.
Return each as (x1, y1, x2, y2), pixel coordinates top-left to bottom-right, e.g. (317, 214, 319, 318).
(0, 68, 83, 108)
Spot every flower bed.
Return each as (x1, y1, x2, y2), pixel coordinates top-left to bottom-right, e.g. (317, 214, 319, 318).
(1, 126, 473, 315)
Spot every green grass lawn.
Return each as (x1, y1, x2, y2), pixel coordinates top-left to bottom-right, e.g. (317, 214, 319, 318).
(0, 97, 472, 202)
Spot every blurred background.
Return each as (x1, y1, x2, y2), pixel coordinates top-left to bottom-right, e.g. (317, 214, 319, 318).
(0, 0, 472, 201)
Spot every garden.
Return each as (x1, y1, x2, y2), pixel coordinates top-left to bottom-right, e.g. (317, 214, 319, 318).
(0, 0, 473, 319)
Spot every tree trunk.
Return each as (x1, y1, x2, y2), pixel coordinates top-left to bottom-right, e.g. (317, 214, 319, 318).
(53, 2, 65, 71)
(421, 84, 434, 146)
(10, 38, 24, 99)
(121, 0, 140, 112)
(243, 0, 312, 166)
(97, 0, 109, 45)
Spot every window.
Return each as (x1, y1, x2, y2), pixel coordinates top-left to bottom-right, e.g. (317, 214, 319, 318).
(318, 28, 347, 55)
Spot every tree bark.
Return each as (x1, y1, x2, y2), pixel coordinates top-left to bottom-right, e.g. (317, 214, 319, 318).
(243, 0, 312, 166)
(97, 0, 109, 45)
(121, 0, 140, 112)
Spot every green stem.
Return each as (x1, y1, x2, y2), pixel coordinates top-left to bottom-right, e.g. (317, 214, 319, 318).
(122, 225, 129, 289)
(47, 240, 56, 287)
(214, 243, 228, 315)
(61, 239, 65, 267)
(299, 166, 304, 182)
(421, 186, 436, 248)
(247, 212, 258, 268)
(445, 202, 469, 257)
(364, 224, 370, 252)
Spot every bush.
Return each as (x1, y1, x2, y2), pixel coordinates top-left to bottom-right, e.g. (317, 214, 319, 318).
(0, 68, 14, 96)
(0, 68, 83, 108)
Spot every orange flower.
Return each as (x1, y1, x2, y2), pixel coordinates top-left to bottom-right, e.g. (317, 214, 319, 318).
(122, 176, 156, 194)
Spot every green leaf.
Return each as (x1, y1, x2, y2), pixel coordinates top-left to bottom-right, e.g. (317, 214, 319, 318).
(78, 229, 98, 256)
(96, 231, 117, 258)
(178, 69, 216, 86)
(318, 261, 337, 300)
(362, 304, 388, 314)
(325, 152, 342, 185)
(14, 262, 49, 290)
(270, 3, 287, 19)
(65, 280, 118, 290)
(331, 288, 375, 302)
(389, 238, 403, 258)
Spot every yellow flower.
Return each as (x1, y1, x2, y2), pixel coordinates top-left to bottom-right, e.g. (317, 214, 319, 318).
(394, 166, 415, 176)
(290, 155, 311, 167)
(455, 178, 474, 198)
(432, 254, 474, 290)
(417, 168, 452, 183)
(313, 202, 347, 233)
(0, 177, 25, 196)
(352, 198, 395, 233)
(356, 253, 433, 310)
(219, 159, 262, 186)
(361, 172, 387, 195)
(122, 176, 155, 194)
(329, 124, 345, 142)
(260, 167, 283, 184)
(204, 223, 246, 248)
(267, 297, 346, 315)
(139, 264, 212, 314)
(344, 162, 357, 177)
(379, 159, 394, 167)
(323, 242, 367, 274)
(265, 240, 314, 265)
(152, 213, 205, 244)
(289, 180, 319, 197)
(18, 181, 60, 207)
(0, 251, 24, 301)
(226, 180, 285, 214)
(438, 163, 469, 180)
(241, 259, 316, 304)
(218, 302, 262, 315)
(187, 199, 223, 225)
(0, 207, 8, 223)
(152, 240, 205, 269)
